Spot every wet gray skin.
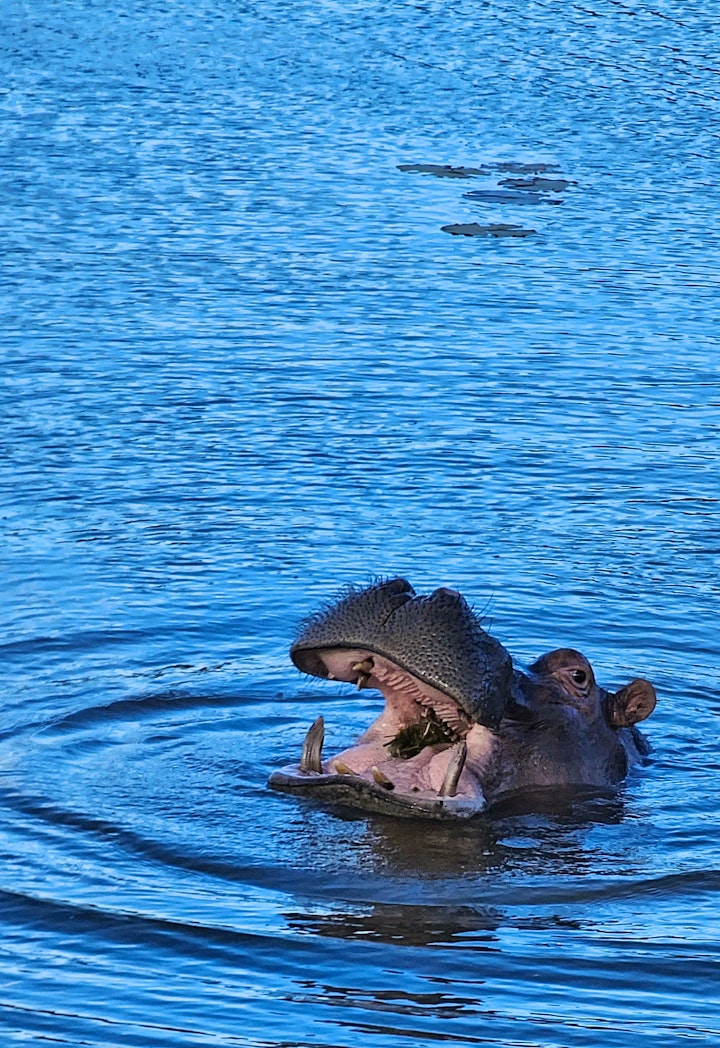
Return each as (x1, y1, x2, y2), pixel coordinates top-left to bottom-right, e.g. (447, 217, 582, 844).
(269, 579, 657, 819)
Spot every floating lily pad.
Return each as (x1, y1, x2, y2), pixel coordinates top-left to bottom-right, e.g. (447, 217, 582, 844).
(441, 222, 536, 238)
(464, 189, 562, 205)
(499, 177, 574, 192)
(397, 163, 489, 178)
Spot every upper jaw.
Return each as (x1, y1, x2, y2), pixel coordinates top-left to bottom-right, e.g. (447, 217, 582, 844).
(310, 648, 472, 735)
(290, 578, 515, 729)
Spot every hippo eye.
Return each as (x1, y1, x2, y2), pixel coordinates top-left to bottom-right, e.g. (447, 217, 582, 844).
(571, 669, 587, 685)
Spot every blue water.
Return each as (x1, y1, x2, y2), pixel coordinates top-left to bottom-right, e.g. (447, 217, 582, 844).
(2, 0, 719, 1044)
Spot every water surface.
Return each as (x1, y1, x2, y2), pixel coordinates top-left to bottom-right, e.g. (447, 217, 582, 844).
(2, 0, 719, 1044)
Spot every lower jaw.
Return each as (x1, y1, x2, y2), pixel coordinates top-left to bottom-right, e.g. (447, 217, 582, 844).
(268, 765, 487, 819)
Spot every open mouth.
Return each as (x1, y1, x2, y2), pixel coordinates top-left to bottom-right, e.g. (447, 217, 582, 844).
(269, 579, 514, 819)
(268, 649, 493, 819)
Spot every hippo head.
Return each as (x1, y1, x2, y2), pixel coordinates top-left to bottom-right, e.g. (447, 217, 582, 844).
(268, 579, 657, 819)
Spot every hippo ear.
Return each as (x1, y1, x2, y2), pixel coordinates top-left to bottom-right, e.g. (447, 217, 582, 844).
(606, 679, 657, 728)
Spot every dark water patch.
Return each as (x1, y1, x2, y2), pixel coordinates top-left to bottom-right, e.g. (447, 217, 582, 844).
(441, 222, 537, 238)
(463, 190, 563, 205)
(397, 164, 490, 178)
(499, 177, 575, 192)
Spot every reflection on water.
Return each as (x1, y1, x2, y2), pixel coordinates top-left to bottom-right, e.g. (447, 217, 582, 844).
(285, 903, 501, 948)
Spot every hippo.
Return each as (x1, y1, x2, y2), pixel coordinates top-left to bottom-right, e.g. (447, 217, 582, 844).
(268, 578, 657, 819)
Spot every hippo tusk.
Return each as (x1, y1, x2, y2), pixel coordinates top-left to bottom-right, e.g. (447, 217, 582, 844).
(439, 741, 467, 797)
(299, 716, 325, 773)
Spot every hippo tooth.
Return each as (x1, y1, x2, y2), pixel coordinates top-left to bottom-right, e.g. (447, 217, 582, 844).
(353, 659, 374, 689)
(352, 659, 374, 674)
(299, 716, 325, 773)
(332, 759, 356, 776)
(371, 766, 395, 791)
(439, 741, 468, 798)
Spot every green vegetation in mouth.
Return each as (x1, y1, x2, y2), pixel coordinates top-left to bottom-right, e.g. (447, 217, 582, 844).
(385, 710, 458, 759)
